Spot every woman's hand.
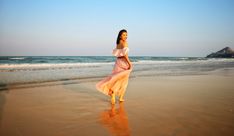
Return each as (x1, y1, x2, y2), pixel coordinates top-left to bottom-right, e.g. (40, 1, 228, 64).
(123, 54, 132, 70)
(128, 62, 132, 70)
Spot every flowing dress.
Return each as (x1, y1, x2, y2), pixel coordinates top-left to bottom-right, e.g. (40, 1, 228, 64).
(96, 47, 132, 97)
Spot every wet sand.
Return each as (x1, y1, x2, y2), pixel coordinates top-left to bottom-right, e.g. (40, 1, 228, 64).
(0, 71, 234, 136)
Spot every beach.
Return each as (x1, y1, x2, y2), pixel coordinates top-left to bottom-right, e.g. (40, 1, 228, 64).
(0, 68, 234, 136)
(1, 0, 234, 135)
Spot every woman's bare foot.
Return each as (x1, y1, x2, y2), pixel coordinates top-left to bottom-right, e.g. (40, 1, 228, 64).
(119, 99, 125, 102)
(119, 96, 125, 102)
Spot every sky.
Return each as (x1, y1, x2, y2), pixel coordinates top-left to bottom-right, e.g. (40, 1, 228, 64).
(0, 0, 234, 57)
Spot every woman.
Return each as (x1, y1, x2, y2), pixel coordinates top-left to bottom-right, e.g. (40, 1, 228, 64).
(96, 29, 133, 104)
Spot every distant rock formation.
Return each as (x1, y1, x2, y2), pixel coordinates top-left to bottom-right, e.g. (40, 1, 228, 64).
(206, 47, 234, 58)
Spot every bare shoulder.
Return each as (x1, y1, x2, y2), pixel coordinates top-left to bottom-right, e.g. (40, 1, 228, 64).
(116, 41, 128, 49)
(116, 44, 123, 49)
(123, 42, 128, 47)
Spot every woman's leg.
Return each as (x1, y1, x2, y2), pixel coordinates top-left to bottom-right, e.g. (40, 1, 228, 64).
(111, 93, 115, 104)
(119, 75, 129, 102)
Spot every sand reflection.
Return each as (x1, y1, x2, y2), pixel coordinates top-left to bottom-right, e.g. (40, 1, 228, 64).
(99, 102, 131, 136)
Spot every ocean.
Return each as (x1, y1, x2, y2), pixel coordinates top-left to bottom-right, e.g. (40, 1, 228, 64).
(1, 56, 234, 90)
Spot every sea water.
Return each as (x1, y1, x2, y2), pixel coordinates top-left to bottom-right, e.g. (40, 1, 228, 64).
(1, 56, 234, 89)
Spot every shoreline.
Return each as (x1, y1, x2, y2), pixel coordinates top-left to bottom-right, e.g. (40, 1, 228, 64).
(1, 57, 234, 87)
(1, 67, 234, 91)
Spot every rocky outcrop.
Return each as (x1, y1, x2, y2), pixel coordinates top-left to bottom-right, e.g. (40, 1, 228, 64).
(206, 47, 234, 58)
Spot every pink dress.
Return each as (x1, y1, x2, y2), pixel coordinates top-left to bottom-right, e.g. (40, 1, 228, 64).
(96, 47, 132, 97)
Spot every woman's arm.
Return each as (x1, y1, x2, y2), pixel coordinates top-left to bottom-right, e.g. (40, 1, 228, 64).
(124, 54, 132, 70)
(120, 42, 132, 69)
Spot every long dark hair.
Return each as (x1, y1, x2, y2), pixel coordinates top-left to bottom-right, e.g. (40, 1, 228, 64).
(116, 29, 127, 44)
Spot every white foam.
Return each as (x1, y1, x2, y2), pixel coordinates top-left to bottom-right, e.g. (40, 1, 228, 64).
(1, 58, 234, 69)
(0, 62, 114, 69)
(10, 57, 25, 60)
(133, 58, 234, 65)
